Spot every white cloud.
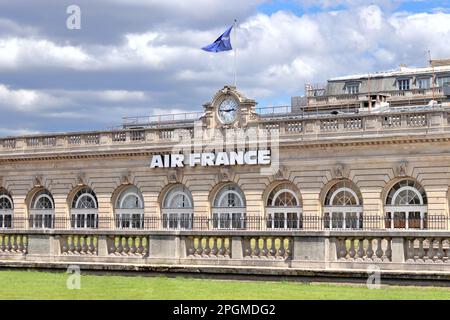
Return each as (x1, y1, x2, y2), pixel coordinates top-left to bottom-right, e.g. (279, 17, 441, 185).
(0, 3, 450, 133)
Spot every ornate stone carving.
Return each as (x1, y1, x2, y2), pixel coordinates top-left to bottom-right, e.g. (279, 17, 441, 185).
(121, 171, 132, 185)
(33, 175, 43, 187)
(218, 167, 233, 182)
(396, 161, 408, 177)
(274, 165, 288, 180)
(76, 172, 85, 186)
(333, 163, 349, 179)
(167, 169, 182, 184)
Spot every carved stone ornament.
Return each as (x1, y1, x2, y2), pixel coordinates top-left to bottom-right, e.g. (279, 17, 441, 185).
(333, 163, 349, 179)
(33, 175, 43, 187)
(218, 167, 233, 182)
(76, 172, 85, 186)
(396, 161, 408, 177)
(121, 171, 131, 185)
(274, 165, 288, 181)
(168, 169, 181, 184)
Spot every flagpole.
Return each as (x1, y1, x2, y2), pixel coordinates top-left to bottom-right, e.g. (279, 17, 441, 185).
(233, 19, 237, 88)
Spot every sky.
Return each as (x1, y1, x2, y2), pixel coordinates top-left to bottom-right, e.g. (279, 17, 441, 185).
(0, 0, 449, 135)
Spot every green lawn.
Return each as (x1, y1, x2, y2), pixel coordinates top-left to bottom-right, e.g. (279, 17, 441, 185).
(0, 270, 450, 299)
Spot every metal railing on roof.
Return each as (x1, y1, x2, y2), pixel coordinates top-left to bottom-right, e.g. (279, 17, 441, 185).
(122, 111, 204, 129)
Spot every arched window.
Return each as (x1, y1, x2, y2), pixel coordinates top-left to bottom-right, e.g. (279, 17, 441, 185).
(162, 185, 193, 230)
(115, 185, 144, 229)
(29, 189, 54, 229)
(385, 179, 427, 229)
(266, 183, 302, 229)
(212, 184, 246, 229)
(70, 187, 98, 229)
(0, 189, 13, 229)
(323, 180, 363, 229)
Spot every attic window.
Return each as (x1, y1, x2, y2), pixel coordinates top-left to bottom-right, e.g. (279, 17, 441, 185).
(398, 79, 410, 91)
(345, 83, 360, 94)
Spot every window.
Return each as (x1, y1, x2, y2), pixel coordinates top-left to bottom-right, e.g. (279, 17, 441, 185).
(346, 83, 360, 94)
(115, 185, 144, 229)
(437, 76, 450, 87)
(323, 180, 363, 229)
(266, 183, 302, 229)
(0, 189, 13, 229)
(29, 189, 54, 229)
(70, 187, 98, 228)
(212, 184, 246, 229)
(398, 79, 410, 90)
(162, 185, 193, 230)
(417, 78, 431, 89)
(384, 179, 427, 229)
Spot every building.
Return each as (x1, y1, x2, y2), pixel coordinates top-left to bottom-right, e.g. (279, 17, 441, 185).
(1, 62, 450, 279)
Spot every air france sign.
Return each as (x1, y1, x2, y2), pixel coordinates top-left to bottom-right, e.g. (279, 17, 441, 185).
(150, 150, 271, 168)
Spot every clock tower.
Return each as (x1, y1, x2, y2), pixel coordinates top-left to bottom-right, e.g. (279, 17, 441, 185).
(201, 85, 258, 130)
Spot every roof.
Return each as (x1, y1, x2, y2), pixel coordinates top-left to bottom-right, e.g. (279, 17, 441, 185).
(329, 65, 450, 82)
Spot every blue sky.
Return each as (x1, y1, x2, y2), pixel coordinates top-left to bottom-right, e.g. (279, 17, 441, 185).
(0, 0, 449, 135)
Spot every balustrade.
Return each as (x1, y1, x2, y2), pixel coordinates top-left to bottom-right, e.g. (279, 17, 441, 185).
(0, 234, 27, 254)
(243, 236, 292, 260)
(186, 236, 231, 258)
(336, 237, 392, 262)
(107, 235, 148, 256)
(405, 237, 450, 263)
(60, 235, 97, 255)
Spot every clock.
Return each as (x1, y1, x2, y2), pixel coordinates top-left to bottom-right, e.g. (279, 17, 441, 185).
(218, 98, 238, 124)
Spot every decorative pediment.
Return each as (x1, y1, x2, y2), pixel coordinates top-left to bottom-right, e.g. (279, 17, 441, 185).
(332, 163, 349, 179)
(396, 161, 408, 177)
(33, 175, 43, 187)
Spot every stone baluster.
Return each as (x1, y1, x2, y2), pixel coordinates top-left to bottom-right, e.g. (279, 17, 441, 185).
(0, 235, 5, 252)
(337, 238, 347, 260)
(269, 238, 277, 258)
(436, 238, 444, 263)
(11, 235, 17, 252)
(117, 236, 124, 255)
(81, 236, 88, 254)
(203, 237, 211, 257)
(217, 238, 225, 257)
(383, 238, 392, 262)
(130, 237, 137, 255)
(348, 239, 356, 260)
(374, 238, 383, 262)
(366, 238, 374, 261)
(356, 238, 365, 262)
(138, 237, 146, 255)
(5, 236, 12, 252)
(23, 236, 28, 254)
(277, 238, 286, 259)
(210, 238, 218, 256)
(67, 236, 74, 254)
(224, 238, 231, 257)
(123, 237, 130, 255)
(417, 238, 425, 262)
(88, 237, 95, 254)
(425, 238, 434, 263)
(261, 237, 269, 258)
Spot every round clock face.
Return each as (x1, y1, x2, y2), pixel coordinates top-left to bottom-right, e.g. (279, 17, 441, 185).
(218, 98, 238, 124)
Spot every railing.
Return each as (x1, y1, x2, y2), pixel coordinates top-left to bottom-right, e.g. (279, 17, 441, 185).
(2, 215, 449, 231)
(122, 112, 204, 128)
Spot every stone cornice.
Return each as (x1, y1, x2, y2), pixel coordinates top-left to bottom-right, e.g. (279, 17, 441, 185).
(0, 131, 449, 163)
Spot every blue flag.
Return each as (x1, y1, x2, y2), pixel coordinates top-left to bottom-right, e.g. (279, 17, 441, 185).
(202, 25, 233, 52)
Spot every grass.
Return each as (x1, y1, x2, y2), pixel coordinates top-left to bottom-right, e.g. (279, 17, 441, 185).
(0, 270, 450, 299)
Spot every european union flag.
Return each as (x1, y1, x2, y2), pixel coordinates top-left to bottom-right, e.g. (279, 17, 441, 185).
(201, 25, 233, 52)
